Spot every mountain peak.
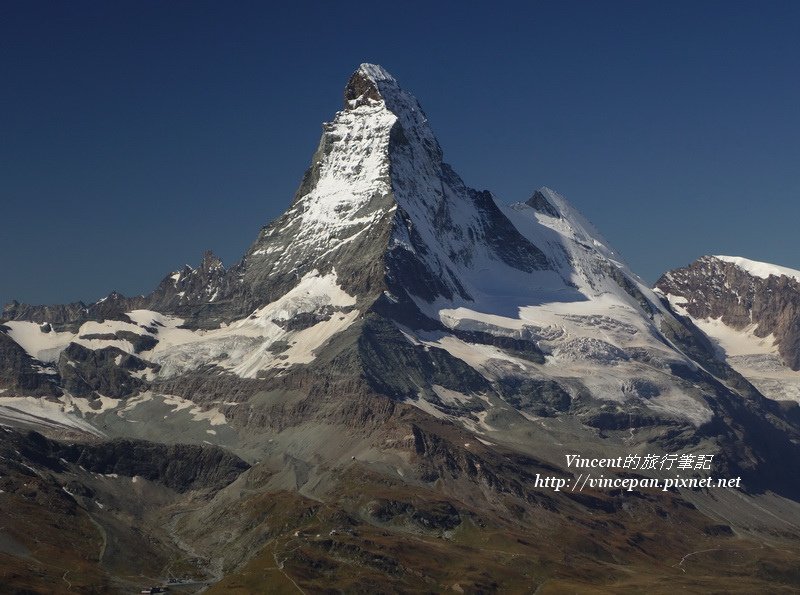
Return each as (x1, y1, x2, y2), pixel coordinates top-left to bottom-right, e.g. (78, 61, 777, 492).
(710, 255, 800, 282)
(344, 66, 381, 108)
(201, 249, 224, 273)
(342, 64, 440, 157)
(525, 188, 561, 218)
(344, 63, 398, 109)
(358, 63, 397, 85)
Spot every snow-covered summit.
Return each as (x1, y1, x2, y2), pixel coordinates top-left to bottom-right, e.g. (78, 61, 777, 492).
(712, 255, 800, 282)
(345, 64, 442, 158)
(524, 187, 620, 263)
(356, 63, 397, 88)
(237, 63, 549, 313)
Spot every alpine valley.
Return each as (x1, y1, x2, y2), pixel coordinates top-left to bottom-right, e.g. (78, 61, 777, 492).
(2, 65, 800, 593)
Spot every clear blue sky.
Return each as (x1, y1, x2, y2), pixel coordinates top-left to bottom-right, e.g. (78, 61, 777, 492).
(2, 1, 799, 306)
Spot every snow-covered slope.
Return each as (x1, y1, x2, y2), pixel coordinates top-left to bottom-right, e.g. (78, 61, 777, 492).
(396, 181, 716, 426)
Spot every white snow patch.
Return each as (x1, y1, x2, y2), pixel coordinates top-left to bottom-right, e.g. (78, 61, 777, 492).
(118, 391, 156, 413)
(161, 394, 227, 426)
(714, 255, 800, 282)
(129, 367, 157, 381)
(664, 293, 690, 317)
(431, 385, 473, 405)
(3, 322, 74, 363)
(0, 396, 103, 436)
(407, 397, 448, 420)
(421, 334, 531, 377)
(692, 318, 778, 358)
(61, 394, 121, 415)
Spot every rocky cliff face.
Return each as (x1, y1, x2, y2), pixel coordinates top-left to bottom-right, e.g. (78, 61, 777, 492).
(5, 429, 249, 492)
(0, 327, 61, 397)
(657, 255, 800, 402)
